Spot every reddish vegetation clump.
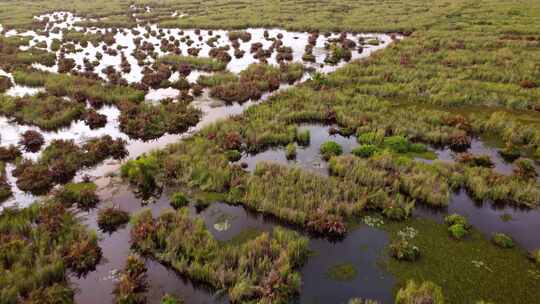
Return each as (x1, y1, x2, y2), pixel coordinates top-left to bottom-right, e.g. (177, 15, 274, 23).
(520, 79, 537, 89)
(306, 209, 346, 237)
(85, 109, 107, 129)
(449, 129, 471, 151)
(19, 130, 45, 153)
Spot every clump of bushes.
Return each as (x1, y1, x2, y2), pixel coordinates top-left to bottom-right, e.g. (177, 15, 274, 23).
(64, 232, 102, 275)
(382, 196, 414, 221)
(97, 205, 130, 233)
(492, 233, 515, 248)
(499, 144, 521, 162)
(389, 237, 420, 261)
(207, 63, 304, 103)
(320, 141, 343, 160)
(120, 153, 161, 196)
(156, 54, 226, 72)
(85, 109, 107, 129)
(306, 209, 346, 237)
(19, 130, 45, 152)
(445, 213, 470, 240)
(114, 255, 148, 304)
(14, 161, 53, 195)
(0, 199, 103, 302)
(324, 43, 351, 64)
(513, 159, 538, 180)
(170, 192, 189, 209)
(395, 280, 444, 304)
(228, 30, 252, 42)
(14, 136, 127, 194)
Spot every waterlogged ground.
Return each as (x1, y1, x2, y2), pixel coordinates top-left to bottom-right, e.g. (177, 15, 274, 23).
(0, 11, 396, 208)
(74, 182, 397, 304)
(2, 8, 540, 304)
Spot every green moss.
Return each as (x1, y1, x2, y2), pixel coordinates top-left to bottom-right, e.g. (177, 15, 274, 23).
(326, 263, 358, 281)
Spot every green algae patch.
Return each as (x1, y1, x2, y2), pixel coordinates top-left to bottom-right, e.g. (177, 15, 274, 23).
(326, 262, 358, 281)
(383, 218, 540, 303)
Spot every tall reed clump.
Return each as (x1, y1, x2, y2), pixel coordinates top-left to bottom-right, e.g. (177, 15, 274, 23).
(0, 200, 102, 302)
(130, 208, 309, 303)
(462, 166, 540, 208)
(114, 255, 148, 304)
(241, 162, 366, 235)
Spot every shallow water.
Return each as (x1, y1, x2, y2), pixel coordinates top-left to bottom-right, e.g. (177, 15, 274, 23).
(299, 226, 394, 304)
(0, 12, 397, 209)
(240, 123, 540, 252)
(415, 190, 540, 251)
(431, 138, 540, 179)
(75, 182, 395, 304)
(239, 124, 358, 175)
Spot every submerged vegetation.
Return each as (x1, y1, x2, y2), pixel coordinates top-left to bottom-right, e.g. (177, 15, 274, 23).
(385, 218, 540, 303)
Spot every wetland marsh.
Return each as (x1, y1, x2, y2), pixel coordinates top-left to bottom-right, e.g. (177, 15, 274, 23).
(1, 1, 540, 303)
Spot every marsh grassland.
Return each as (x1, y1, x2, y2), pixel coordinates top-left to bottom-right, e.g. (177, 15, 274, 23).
(1, 0, 540, 303)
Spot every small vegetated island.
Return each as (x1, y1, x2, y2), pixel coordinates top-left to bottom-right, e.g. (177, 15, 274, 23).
(1, 0, 540, 304)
